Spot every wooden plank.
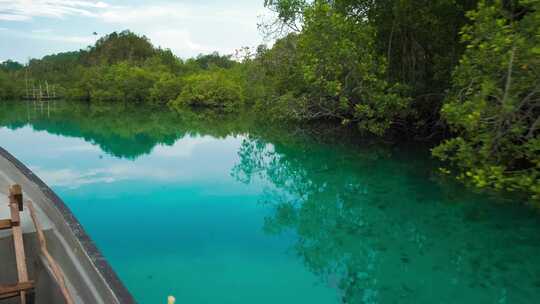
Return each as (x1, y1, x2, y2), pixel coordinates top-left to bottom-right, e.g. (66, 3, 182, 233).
(0, 281, 34, 295)
(27, 201, 75, 304)
(11, 225, 28, 281)
(11, 184, 23, 211)
(0, 291, 19, 300)
(9, 186, 28, 304)
(9, 202, 20, 226)
(0, 292, 34, 301)
(0, 219, 13, 230)
(11, 226, 28, 304)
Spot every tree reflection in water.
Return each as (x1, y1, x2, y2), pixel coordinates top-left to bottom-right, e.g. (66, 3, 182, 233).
(231, 133, 540, 304)
(1, 100, 539, 303)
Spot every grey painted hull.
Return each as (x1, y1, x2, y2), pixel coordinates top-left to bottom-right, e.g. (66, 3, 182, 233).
(0, 147, 135, 304)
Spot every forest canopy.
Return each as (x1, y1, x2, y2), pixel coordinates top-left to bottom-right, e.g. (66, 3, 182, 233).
(0, 0, 538, 200)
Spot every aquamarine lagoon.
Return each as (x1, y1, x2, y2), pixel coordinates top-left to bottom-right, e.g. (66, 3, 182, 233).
(0, 101, 539, 303)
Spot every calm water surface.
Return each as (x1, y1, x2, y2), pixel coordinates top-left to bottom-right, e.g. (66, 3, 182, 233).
(0, 101, 539, 304)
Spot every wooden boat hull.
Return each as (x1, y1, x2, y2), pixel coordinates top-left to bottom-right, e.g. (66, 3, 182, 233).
(0, 147, 135, 304)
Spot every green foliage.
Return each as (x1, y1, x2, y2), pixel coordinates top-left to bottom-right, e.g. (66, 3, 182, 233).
(0, 71, 14, 100)
(254, 1, 411, 135)
(263, 0, 307, 32)
(246, 34, 306, 115)
(265, 0, 475, 94)
(257, 0, 538, 199)
(0, 60, 24, 72)
(81, 30, 156, 65)
(170, 69, 244, 112)
(149, 49, 185, 74)
(299, 2, 410, 135)
(433, 0, 540, 199)
(192, 52, 237, 70)
(6, 31, 237, 105)
(263, 0, 478, 134)
(0, 69, 24, 100)
(149, 74, 183, 104)
(70, 63, 159, 102)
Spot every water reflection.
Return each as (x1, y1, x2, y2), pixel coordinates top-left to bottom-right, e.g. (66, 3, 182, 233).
(0, 101, 186, 158)
(232, 135, 540, 303)
(1, 101, 539, 303)
(0, 101, 363, 160)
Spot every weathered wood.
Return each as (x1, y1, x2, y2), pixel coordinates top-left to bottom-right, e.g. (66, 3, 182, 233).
(9, 185, 29, 304)
(11, 227, 28, 304)
(9, 202, 21, 226)
(9, 202, 20, 226)
(0, 291, 18, 300)
(0, 281, 34, 296)
(27, 201, 75, 304)
(0, 219, 13, 230)
(11, 184, 23, 211)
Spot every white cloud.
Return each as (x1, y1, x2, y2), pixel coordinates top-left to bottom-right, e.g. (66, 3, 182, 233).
(31, 28, 53, 33)
(32, 167, 116, 188)
(0, 13, 30, 21)
(2, 27, 97, 44)
(36, 33, 96, 43)
(97, 4, 189, 23)
(0, 0, 270, 60)
(93, 2, 267, 57)
(32, 163, 180, 189)
(150, 29, 210, 53)
(0, 0, 111, 20)
(57, 144, 101, 152)
(152, 136, 216, 158)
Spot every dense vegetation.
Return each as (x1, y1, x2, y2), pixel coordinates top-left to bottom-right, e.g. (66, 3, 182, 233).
(0, 0, 538, 200)
(0, 31, 242, 106)
(433, 0, 540, 198)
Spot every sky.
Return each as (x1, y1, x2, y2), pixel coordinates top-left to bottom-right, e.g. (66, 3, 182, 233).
(0, 0, 273, 63)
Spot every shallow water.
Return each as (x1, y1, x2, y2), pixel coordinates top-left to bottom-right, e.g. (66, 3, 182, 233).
(0, 101, 539, 304)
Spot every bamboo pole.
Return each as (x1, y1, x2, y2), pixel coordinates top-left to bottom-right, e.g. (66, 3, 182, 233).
(45, 81, 50, 99)
(25, 69, 29, 100)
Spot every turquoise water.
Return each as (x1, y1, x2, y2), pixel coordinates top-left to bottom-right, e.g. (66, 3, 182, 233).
(0, 101, 539, 303)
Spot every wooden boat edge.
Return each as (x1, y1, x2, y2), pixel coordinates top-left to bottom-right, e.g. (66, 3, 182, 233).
(0, 147, 136, 304)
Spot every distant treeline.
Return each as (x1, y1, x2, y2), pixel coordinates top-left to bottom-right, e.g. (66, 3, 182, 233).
(0, 30, 243, 106)
(0, 0, 538, 200)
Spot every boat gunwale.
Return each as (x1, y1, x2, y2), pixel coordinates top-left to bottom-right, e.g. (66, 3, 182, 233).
(0, 146, 136, 304)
